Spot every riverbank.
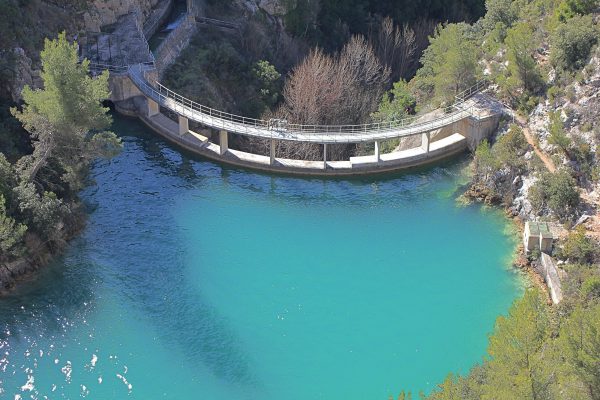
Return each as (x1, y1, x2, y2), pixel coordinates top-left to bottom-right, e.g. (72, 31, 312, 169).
(0, 208, 87, 294)
(462, 164, 558, 304)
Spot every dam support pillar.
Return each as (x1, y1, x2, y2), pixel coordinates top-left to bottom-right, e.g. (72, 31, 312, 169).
(178, 115, 189, 135)
(323, 144, 328, 169)
(147, 98, 159, 117)
(220, 130, 228, 155)
(421, 132, 431, 153)
(374, 140, 381, 162)
(270, 139, 276, 165)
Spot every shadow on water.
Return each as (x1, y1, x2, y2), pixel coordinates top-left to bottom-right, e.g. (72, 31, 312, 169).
(89, 125, 256, 384)
(0, 239, 97, 342)
(214, 154, 471, 209)
(0, 118, 255, 387)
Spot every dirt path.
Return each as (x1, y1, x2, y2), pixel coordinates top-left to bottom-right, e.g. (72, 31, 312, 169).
(515, 114, 557, 173)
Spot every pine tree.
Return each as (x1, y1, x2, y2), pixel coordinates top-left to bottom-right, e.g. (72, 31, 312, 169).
(12, 31, 120, 185)
(418, 23, 479, 103)
(483, 290, 555, 400)
(559, 305, 600, 400)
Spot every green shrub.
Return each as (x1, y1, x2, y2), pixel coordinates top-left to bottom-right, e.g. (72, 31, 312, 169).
(483, 0, 519, 32)
(581, 122, 593, 132)
(372, 80, 416, 122)
(473, 125, 529, 199)
(474, 139, 500, 181)
(416, 23, 479, 103)
(547, 111, 571, 152)
(530, 170, 580, 220)
(550, 14, 599, 72)
(252, 60, 282, 109)
(546, 86, 561, 104)
(0, 194, 26, 260)
(554, 0, 598, 22)
(495, 125, 529, 168)
(569, 135, 595, 180)
(505, 22, 544, 94)
(582, 276, 600, 301)
(559, 225, 597, 264)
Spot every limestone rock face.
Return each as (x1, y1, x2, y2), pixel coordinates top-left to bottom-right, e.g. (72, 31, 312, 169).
(7, 48, 42, 102)
(531, 47, 600, 158)
(235, 0, 287, 16)
(258, 0, 286, 16)
(83, 0, 161, 32)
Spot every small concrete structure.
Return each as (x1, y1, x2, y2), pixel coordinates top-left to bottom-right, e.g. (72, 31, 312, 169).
(524, 221, 553, 253)
(525, 222, 562, 304)
(421, 132, 431, 153)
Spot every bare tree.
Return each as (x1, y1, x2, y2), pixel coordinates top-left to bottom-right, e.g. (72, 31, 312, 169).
(281, 48, 341, 125)
(337, 35, 391, 124)
(411, 18, 437, 68)
(263, 35, 389, 161)
(397, 23, 417, 80)
(372, 17, 418, 81)
(369, 16, 437, 81)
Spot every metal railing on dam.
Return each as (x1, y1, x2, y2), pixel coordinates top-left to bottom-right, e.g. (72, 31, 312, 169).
(127, 63, 491, 144)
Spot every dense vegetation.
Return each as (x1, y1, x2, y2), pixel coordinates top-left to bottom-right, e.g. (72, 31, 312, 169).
(0, 33, 119, 283)
(284, 0, 486, 50)
(163, 27, 283, 118)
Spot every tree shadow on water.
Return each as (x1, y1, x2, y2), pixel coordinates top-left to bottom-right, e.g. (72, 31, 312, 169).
(0, 238, 97, 343)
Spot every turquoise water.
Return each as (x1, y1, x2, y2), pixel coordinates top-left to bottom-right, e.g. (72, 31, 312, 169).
(0, 116, 522, 399)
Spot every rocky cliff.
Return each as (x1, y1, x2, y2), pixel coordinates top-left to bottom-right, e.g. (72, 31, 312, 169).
(2, 0, 167, 102)
(83, 0, 163, 32)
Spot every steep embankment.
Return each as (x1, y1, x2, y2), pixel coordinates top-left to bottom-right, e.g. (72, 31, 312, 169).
(0, 0, 167, 291)
(421, 4, 600, 398)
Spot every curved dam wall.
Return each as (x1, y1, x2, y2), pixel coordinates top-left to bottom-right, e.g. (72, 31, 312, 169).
(112, 94, 500, 176)
(108, 78, 500, 176)
(137, 111, 481, 176)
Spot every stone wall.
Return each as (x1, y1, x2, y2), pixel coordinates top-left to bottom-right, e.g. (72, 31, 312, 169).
(154, 14, 199, 77)
(143, 0, 174, 38)
(540, 253, 563, 304)
(83, 0, 162, 33)
(5, 48, 43, 102)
